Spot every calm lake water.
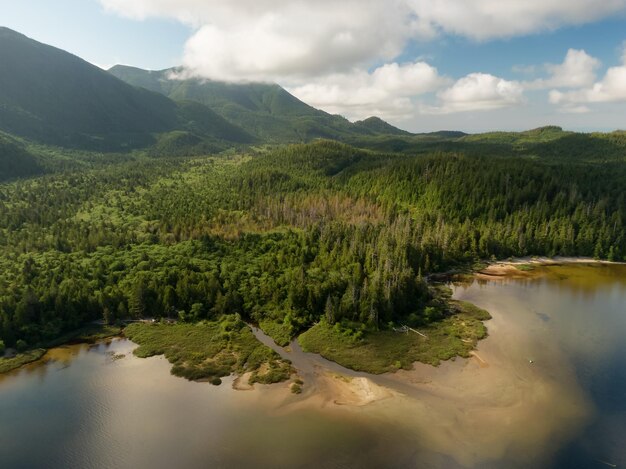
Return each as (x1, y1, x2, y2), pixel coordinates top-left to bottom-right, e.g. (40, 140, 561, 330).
(0, 263, 625, 468)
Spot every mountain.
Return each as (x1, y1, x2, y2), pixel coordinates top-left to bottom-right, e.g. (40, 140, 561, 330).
(353, 117, 411, 136)
(109, 65, 411, 142)
(0, 27, 253, 151)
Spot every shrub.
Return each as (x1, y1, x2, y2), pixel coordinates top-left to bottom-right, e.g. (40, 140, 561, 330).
(16, 339, 28, 353)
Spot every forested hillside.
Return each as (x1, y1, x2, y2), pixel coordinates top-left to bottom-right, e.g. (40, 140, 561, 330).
(0, 140, 623, 349)
(109, 65, 409, 142)
(0, 28, 253, 152)
(345, 125, 626, 161)
(0, 28, 624, 358)
(0, 133, 43, 181)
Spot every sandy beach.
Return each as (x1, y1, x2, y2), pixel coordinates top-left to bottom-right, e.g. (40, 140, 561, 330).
(476, 256, 625, 280)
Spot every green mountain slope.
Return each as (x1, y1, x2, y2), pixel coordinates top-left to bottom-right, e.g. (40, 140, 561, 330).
(353, 117, 412, 136)
(0, 28, 253, 151)
(109, 65, 410, 142)
(0, 132, 43, 180)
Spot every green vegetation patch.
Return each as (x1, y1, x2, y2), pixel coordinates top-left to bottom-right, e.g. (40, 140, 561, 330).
(258, 319, 293, 347)
(515, 264, 536, 272)
(43, 324, 122, 348)
(299, 301, 490, 374)
(0, 324, 121, 375)
(0, 348, 46, 374)
(125, 315, 292, 384)
(290, 382, 303, 394)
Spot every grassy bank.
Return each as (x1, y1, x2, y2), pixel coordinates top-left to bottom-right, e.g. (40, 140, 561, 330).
(258, 319, 293, 347)
(298, 300, 491, 374)
(125, 315, 292, 385)
(0, 349, 47, 374)
(0, 323, 122, 375)
(42, 324, 122, 348)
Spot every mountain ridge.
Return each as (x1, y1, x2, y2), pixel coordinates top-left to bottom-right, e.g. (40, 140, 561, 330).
(108, 64, 412, 142)
(0, 27, 254, 151)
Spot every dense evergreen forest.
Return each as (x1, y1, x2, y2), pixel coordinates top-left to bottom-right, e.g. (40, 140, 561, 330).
(1, 138, 624, 349)
(2, 27, 624, 377)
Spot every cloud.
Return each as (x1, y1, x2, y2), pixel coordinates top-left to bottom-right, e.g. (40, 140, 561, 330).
(101, 0, 412, 82)
(100, 0, 626, 82)
(427, 73, 524, 114)
(526, 49, 600, 89)
(98, 0, 626, 125)
(286, 61, 449, 120)
(408, 0, 626, 41)
(544, 49, 600, 88)
(550, 51, 626, 105)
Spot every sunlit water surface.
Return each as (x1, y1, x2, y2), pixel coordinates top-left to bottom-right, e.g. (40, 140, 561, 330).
(0, 263, 624, 468)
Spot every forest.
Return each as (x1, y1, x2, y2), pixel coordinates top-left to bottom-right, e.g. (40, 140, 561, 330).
(0, 137, 624, 352)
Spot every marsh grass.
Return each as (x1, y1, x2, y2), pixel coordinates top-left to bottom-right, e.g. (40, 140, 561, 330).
(298, 300, 490, 374)
(258, 319, 292, 347)
(43, 324, 122, 348)
(125, 316, 292, 385)
(0, 324, 122, 375)
(0, 349, 46, 374)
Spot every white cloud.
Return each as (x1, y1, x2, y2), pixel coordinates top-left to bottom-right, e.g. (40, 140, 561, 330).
(526, 49, 600, 89)
(98, 0, 626, 125)
(550, 51, 626, 105)
(101, 0, 412, 82)
(287, 61, 449, 120)
(428, 73, 525, 114)
(408, 0, 626, 41)
(100, 0, 626, 82)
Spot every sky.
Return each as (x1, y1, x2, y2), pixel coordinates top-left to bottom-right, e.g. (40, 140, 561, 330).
(3, 0, 626, 133)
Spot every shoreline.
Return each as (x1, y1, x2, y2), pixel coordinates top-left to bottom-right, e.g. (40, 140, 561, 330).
(475, 256, 625, 280)
(0, 324, 121, 375)
(489, 255, 625, 266)
(1, 261, 619, 469)
(246, 263, 596, 467)
(1, 259, 617, 468)
(1, 256, 617, 381)
(248, 256, 611, 407)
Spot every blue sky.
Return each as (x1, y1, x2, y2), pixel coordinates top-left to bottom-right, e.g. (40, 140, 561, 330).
(3, 0, 626, 132)
(2, 0, 189, 70)
(408, 20, 626, 79)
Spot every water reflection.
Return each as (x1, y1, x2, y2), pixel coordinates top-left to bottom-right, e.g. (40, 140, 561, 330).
(0, 264, 625, 468)
(455, 264, 626, 469)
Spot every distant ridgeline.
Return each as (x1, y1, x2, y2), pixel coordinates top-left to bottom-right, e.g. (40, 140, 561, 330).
(0, 26, 407, 162)
(0, 28, 625, 352)
(108, 65, 411, 143)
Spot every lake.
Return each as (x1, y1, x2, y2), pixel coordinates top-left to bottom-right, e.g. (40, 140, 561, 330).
(0, 263, 624, 468)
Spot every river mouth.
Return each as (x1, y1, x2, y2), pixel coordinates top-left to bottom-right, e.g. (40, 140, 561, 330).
(1, 263, 625, 468)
